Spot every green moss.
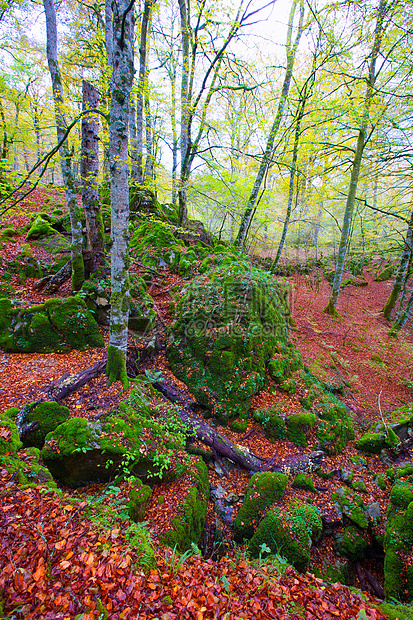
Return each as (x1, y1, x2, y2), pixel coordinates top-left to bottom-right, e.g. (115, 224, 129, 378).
(71, 252, 85, 292)
(253, 407, 287, 441)
(292, 473, 316, 493)
(351, 479, 368, 493)
(46, 296, 104, 349)
(0, 448, 57, 488)
(356, 428, 400, 454)
(21, 401, 70, 449)
(0, 410, 22, 455)
(332, 487, 368, 529)
(378, 603, 413, 620)
(127, 478, 152, 522)
(233, 472, 288, 542)
(286, 412, 315, 447)
(159, 458, 209, 552)
(0, 227, 20, 242)
(248, 502, 322, 572)
(390, 480, 413, 509)
(26, 214, 56, 240)
(106, 345, 129, 389)
(375, 473, 386, 490)
(335, 526, 369, 560)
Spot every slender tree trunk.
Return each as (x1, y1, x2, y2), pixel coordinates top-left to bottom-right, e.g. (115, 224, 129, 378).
(323, 0, 387, 315)
(178, 0, 190, 224)
(383, 208, 413, 320)
(81, 80, 105, 266)
(136, 0, 153, 187)
(42, 0, 85, 292)
(170, 60, 178, 206)
(389, 288, 413, 335)
(105, 0, 135, 388)
(235, 0, 305, 248)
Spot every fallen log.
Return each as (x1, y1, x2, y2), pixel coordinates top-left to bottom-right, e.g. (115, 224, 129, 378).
(152, 377, 325, 474)
(33, 259, 71, 294)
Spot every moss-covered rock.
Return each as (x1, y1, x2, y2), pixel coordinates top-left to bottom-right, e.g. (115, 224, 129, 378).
(41, 416, 166, 487)
(159, 458, 209, 551)
(312, 558, 354, 586)
(20, 401, 70, 449)
(0, 409, 22, 455)
(375, 265, 394, 281)
(0, 296, 103, 353)
(286, 411, 316, 447)
(233, 472, 288, 542)
(356, 428, 400, 454)
(332, 487, 369, 529)
(127, 478, 153, 522)
(384, 482, 413, 601)
(292, 473, 317, 493)
(26, 214, 57, 240)
(335, 526, 370, 560)
(168, 257, 290, 423)
(248, 502, 322, 572)
(252, 407, 287, 441)
(0, 447, 57, 488)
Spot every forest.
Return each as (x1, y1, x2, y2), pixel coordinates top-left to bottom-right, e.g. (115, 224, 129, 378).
(1, 0, 413, 618)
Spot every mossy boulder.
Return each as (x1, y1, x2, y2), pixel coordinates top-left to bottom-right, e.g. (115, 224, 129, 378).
(127, 478, 153, 522)
(1, 447, 57, 488)
(41, 416, 168, 488)
(159, 458, 209, 552)
(375, 265, 394, 281)
(20, 401, 70, 449)
(248, 502, 322, 572)
(252, 407, 287, 441)
(335, 526, 370, 560)
(356, 428, 400, 454)
(286, 411, 316, 447)
(292, 473, 316, 493)
(384, 479, 413, 601)
(332, 487, 369, 529)
(0, 409, 22, 456)
(0, 227, 20, 242)
(233, 472, 288, 542)
(168, 257, 290, 423)
(26, 214, 57, 240)
(0, 296, 103, 353)
(313, 558, 354, 586)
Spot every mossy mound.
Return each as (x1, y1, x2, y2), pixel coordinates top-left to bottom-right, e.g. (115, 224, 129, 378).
(168, 257, 289, 423)
(0, 227, 20, 242)
(384, 478, 413, 601)
(332, 487, 369, 529)
(248, 502, 322, 572)
(0, 409, 22, 456)
(0, 447, 57, 488)
(286, 411, 316, 447)
(233, 472, 288, 542)
(312, 558, 354, 586)
(127, 478, 153, 522)
(0, 296, 103, 353)
(129, 218, 204, 275)
(375, 265, 394, 281)
(41, 416, 164, 488)
(335, 526, 370, 560)
(292, 473, 316, 493)
(20, 401, 70, 449)
(159, 457, 209, 552)
(253, 407, 287, 441)
(356, 428, 400, 454)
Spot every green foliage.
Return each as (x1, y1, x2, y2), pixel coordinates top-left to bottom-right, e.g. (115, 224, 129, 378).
(286, 412, 315, 447)
(253, 407, 287, 441)
(233, 472, 288, 542)
(0, 447, 57, 488)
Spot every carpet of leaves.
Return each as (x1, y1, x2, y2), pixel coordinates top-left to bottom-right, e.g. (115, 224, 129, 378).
(0, 468, 387, 620)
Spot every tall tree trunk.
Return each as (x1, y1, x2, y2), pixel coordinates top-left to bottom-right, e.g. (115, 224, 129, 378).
(42, 0, 85, 292)
(383, 208, 413, 320)
(136, 0, 153, 187)
(81, 80, 105, 266)
(105, 0, 135, 388)
(323, 0, 388, 316)
(178, 0, 190, 224)
(235, 0, 305, 248)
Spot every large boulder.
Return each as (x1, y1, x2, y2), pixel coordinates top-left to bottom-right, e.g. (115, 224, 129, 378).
(0, 296, 104, 353)
(168, 255, 290, 424)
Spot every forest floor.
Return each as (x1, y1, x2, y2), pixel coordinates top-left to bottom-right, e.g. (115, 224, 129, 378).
(0, 189, 412, 619)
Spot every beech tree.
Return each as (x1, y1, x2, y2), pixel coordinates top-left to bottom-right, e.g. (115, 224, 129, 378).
(105, 0, 135, 387)
(42, 0, 85, 291)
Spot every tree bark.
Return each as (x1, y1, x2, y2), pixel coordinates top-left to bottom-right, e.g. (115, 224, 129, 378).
(81, 80, 105, 267)
(383, 208, 413, 320)
(105, 0, 135, 388)
(42, 0, 85, 292)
